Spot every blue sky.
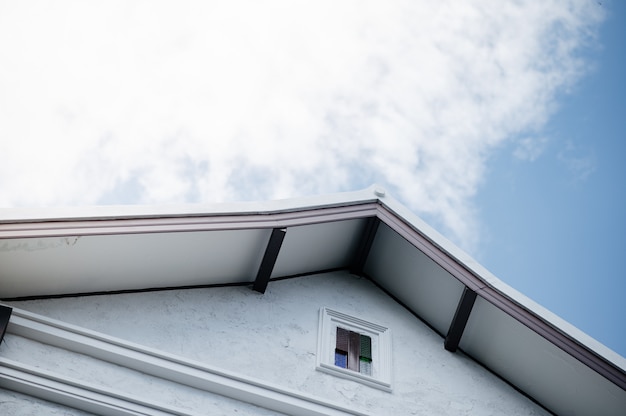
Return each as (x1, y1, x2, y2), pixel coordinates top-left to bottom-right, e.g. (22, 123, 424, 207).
(0, 1, 623, 357)
(475, 1, 626, 357)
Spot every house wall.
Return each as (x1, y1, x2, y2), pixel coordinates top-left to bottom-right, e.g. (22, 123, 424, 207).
(2, 271, 550, 415)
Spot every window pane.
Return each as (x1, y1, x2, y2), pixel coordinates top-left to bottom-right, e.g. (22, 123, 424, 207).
(335, 350, 348, 368)
(348, 331, 360, 371)
(336, 327, 349, 352)
(359, 358, 372, 376)
(360, 334, 372, 360)
(336, 327, 374, 375)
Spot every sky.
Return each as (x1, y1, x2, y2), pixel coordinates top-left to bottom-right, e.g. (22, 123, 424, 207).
(0, 1, 624, 357)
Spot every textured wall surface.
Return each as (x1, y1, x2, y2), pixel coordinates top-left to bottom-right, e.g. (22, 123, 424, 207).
(4, 271, 549, 415)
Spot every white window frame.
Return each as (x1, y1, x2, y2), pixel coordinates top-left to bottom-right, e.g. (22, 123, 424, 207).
(316, 307, 392, 391)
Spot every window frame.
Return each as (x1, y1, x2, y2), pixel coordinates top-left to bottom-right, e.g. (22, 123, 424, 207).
(316, 307, 392, 391)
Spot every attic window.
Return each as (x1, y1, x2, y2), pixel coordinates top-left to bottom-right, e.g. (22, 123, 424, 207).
(317, 308, 391, 391)
(334, 327, 372, 376)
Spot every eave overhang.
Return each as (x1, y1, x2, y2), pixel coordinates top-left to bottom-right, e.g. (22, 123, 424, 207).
(1, 185, 624, 415)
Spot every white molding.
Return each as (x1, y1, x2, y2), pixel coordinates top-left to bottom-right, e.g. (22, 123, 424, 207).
(0, 204, 378, 239)
(316, 308, 392, 391)
(0, 357, 197, 416)
(4, 307, 372, 416)
(0, 185, 382, 223)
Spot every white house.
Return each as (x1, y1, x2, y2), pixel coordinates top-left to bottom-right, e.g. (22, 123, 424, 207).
(0, 186, 624, 415)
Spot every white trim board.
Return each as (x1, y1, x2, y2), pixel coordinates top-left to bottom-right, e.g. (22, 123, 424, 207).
(3, 307, 371, 416)
(0, 357, 198, 416)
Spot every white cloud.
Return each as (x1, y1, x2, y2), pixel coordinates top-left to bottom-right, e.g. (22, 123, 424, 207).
(514, 137, 549, 162)
(0, 0, 603, 250)
(558, 141, 596, 181)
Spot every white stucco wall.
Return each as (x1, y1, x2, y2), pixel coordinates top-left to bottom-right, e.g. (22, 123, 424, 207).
(4, 271, 550, 415)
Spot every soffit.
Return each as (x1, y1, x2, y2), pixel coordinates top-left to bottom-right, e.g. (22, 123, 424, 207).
(364, 222, 464, 335)
(0, 218, 369, 299)
(460, 296, 626, 415)
(0, 230, 270, 298)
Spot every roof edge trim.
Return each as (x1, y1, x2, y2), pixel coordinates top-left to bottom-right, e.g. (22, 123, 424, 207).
(0, 186, 382, 224)
(0, 204, 379, 239)
(372, 201, 626, 388)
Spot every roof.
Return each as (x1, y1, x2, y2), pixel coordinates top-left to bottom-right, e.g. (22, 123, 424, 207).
(1, 185, 625, 415)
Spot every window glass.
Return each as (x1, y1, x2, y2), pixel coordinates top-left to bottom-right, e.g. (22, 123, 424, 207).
(335, 327, 372, 375)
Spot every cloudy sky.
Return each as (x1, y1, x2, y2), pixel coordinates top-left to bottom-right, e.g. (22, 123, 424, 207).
(1, 1, 624, 356)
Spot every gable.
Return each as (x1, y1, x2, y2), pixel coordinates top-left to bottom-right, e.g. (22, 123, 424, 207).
(1, 186, 624, 414)
(4, 272, 550, 415)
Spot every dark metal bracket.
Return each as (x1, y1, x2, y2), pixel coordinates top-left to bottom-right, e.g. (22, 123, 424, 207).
(444, 286, 477, 352)
(252, 228, 287, 294)
(350, 217, 380, 276)
(0, 305, 12, 345)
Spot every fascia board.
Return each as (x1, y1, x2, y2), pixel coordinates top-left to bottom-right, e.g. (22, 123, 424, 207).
(5, 307, 372, 416)
(0, 204, 378, 239)
(0, 201, 378, 240)
(379, 194, 624, 366)
(0, 186, 381, 224)
(371, 193, 626, 386)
